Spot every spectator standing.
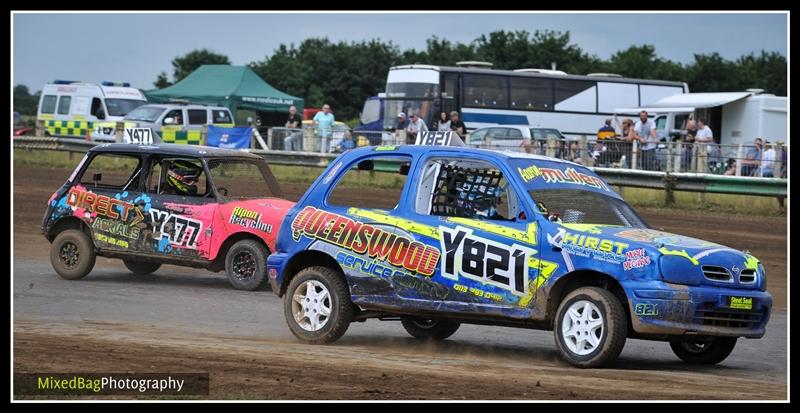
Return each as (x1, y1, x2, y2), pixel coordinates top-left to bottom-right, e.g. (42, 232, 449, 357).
(679, 120, 697, 170)
(312, 104, 335, 153)
(781, 144, 787, 178)
(740, 137, 763, 176)
(450, 111, 466, 138)
(283, 105, 303, 151)
(758, 140, 776, 177)
(633, 111, 658, 170)
(434, 111, 451, 132)
(695, 119, 714, 144)
(406, 113, 428, 144)
(394, 112, 409, 143)
(597, 119, 616, 140)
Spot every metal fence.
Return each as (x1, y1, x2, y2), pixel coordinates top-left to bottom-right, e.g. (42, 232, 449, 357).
(465, 136, 787, 178)
(13, 136, 787, 202)
(265, 127, 408, 153)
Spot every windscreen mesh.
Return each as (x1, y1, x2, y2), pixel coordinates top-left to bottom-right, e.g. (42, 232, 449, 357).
(430, 165, 503, 218)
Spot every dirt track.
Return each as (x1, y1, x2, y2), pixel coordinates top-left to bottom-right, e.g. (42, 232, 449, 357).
(12, 163, 788, 400)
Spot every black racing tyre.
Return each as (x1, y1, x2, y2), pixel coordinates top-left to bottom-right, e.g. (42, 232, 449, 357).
(123, 260, 161, 275)
(669, 337, 737, 365)
(284, 266, 353, 344)
(554, 287, 628, 368)
(50, 229, 96, 280)
(225, 239, 268, 291)
(400, 316, 461, 340)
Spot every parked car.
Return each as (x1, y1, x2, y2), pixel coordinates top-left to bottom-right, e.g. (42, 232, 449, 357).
(42, 143, 293, 290)
(267, 145, 771, 368)
(13, 111, 33, 136)
(119, 103, 234, 145)
(468, 125, 570, 152)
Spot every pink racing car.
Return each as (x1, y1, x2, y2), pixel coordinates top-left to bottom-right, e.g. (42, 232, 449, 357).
(42, 143, 294, 290)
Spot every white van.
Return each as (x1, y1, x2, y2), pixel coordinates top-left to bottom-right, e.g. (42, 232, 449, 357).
(37, 81, 148, 139)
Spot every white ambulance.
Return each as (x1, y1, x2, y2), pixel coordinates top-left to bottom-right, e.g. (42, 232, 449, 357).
(36, 80, 148, 140)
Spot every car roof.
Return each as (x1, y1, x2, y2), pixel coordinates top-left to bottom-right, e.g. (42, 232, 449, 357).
(346, 145, 580, 166)
(89, 143, 263, 160)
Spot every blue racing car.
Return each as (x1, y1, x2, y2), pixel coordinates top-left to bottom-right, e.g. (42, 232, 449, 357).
(267, 142, 771, 368)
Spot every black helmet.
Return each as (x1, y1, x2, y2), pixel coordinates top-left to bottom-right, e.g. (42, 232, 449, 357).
(166, 160, 202, 195)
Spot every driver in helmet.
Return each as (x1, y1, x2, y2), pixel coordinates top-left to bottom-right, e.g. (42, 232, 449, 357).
(163, 160, 202, 196)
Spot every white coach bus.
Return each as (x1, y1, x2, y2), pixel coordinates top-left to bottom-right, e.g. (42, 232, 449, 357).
(382, 62, 689, 138)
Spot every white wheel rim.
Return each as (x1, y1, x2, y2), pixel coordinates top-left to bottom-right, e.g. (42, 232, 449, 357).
(292, 280, 332, 332)
(561, 300, 604, 356)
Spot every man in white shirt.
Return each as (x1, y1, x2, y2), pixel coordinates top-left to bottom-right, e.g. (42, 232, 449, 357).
(696, 119, 714, 143)
(634, 111, 658, 170)
(759, 141, 776, 177)
(405, 113, 428, 144)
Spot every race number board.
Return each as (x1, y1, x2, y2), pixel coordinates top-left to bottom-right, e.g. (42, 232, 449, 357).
(416, 131, 454, 146)
(123, 128, 154, 144)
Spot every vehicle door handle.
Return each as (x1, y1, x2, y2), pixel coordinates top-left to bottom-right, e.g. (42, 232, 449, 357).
(552, 246, 562, 252)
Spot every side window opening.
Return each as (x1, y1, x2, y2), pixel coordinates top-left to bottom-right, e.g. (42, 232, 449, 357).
(416, 158, 520, 222)
(41, 95, 57, 114)
(212, 110, 232, 124)
(90, 97, 104, 117)
(147, 157, 208, 197)
(57, 96, 72, 115)
(78, 154, 142, 191)
(188, 109, 208, 125)
(327, 156, 410, 211)
(164, 109, 184, 126)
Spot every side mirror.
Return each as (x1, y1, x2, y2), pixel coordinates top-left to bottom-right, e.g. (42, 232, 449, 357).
(357, 160, 374, 171)
(96, 111, 106, 120)
(163, 117, 174, 125)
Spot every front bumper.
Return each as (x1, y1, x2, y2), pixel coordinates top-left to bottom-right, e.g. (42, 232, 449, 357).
(267, 252, 289, 296)
(623, 281, 772, 338)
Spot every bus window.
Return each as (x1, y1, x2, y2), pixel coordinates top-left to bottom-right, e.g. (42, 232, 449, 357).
(598, 82, 638, 113)
(510, 78, 553, 111)
(463, 75, 509, 108)
(555, 80, 596, 113)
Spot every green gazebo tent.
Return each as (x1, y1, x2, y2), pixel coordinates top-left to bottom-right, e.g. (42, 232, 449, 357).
(145, 65, 303, 121)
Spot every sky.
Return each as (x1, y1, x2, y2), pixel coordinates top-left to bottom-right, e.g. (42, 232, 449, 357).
(12, 12, 788, 92)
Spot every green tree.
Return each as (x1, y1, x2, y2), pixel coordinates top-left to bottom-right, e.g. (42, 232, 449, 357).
(251, 38, 402, 119)
(153, 49, 231, 87)
(685, 52, 740, 93)
(733, 51, 787, 96)
(153, 71, 172, 89)
(13, 84, 39, 116)
(172, 49, 231, 83)
(605, 45, 687, 81)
